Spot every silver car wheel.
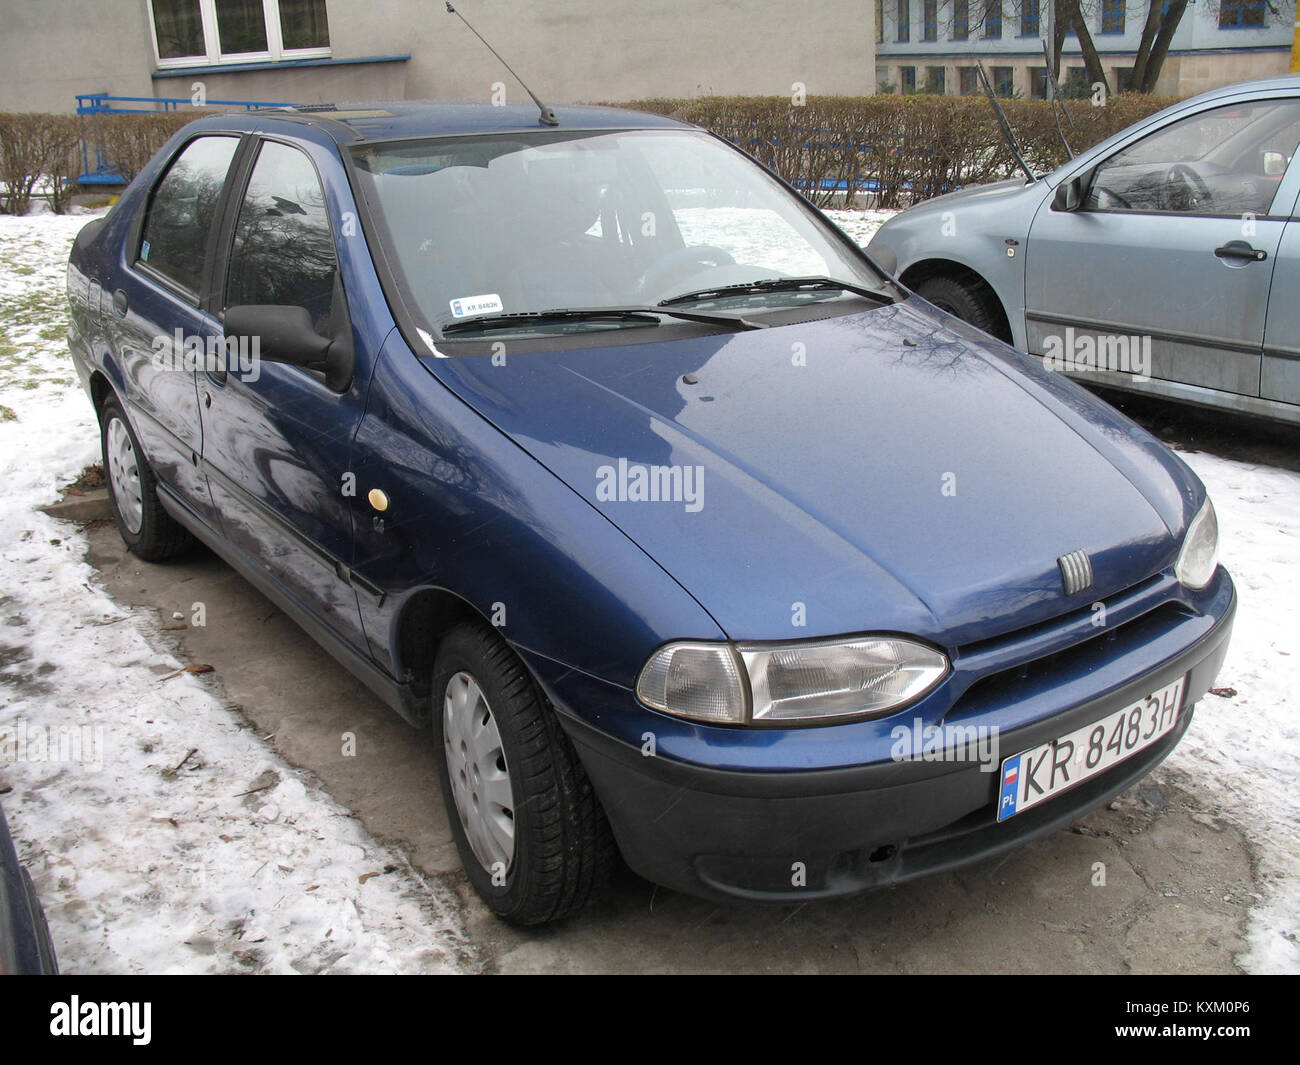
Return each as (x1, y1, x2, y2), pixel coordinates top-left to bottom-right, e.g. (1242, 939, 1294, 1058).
(106, 416, 143, 535)
(443, 670, 516, 874)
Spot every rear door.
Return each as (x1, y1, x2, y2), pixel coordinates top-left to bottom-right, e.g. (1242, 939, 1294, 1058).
(1024, 96, 1300, 399)
(115, 133, 243, 527)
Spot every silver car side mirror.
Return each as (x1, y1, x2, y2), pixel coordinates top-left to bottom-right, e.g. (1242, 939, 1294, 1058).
(1053, 177, 1084, 212)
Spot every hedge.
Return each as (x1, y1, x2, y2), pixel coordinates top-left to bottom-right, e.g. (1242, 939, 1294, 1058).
(1, 94, 1180, 215)
(0, 112, 195, 214)
(613, 94, 1179, 208)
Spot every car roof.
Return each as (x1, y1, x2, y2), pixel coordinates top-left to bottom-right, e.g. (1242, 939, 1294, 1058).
(201, 101, 692, 143)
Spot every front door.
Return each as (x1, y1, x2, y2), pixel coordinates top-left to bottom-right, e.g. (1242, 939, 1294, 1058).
(1025, 97, 1300, 397)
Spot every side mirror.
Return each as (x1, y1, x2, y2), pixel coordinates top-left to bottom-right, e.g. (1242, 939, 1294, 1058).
(1052, 176, 1084, 212)
(1262, 150, 1287, 177)
(224, 304, 353, 391)
(224, 305, 331, 368)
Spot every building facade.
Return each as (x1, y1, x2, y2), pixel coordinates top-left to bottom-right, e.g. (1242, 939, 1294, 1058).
(874, 0, 1293, 99)
(0, 0, 877, 114)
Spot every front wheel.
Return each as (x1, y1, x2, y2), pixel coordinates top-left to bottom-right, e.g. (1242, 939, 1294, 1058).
(913, 275, 1007, 341)
(431, 622, 615, 925)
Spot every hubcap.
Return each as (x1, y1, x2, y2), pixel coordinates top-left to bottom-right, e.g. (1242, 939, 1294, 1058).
(443, 671, 516, 874)
(106, 417, 143, 535)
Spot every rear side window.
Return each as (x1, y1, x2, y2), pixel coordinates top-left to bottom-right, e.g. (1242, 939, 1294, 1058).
(137, 135, 240, 294)
(225, 140, 338, 335)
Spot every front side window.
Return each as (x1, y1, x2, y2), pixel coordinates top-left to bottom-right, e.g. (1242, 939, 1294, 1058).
(225, 141, 338, 334)
(1086, 99, 1300, 215)
(137, 135, 240, 294)
(351, 129, 889, 343)
(149, 0, 330, 65)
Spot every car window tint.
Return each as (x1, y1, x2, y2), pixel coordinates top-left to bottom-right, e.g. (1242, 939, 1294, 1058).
(137, 135, 240, 294)
(1087, 99, 1300, 217)
(225, 140, 338, 335)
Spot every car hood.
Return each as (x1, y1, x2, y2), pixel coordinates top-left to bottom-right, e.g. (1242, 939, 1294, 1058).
(420, 301, 1199, 647)
(893, 176, 1034, 216)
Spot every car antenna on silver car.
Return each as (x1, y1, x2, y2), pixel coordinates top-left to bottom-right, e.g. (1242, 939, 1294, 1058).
(974, 59, 1036, 183)
(1039, 38, 1076, 161)
(445, 2, 560, 127)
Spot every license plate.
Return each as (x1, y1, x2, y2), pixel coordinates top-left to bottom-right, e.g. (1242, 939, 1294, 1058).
(997, 675, 1186, 822)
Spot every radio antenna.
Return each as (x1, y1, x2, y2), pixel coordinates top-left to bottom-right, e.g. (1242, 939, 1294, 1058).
(445, 3, 559, 126)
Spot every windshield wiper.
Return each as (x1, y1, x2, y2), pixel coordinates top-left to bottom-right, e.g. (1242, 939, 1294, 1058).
(440, 305, 763, 335)
(660, 276, 894, 308)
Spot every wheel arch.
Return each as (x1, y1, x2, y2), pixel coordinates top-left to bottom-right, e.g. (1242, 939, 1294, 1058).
(900, 258, 1013, 344)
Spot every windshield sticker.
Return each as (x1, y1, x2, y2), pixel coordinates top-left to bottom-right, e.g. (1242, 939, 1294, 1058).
(449, 293, 503, 319)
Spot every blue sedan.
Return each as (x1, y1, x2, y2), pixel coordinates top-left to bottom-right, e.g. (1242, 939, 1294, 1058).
(66, 103, 1234, 924)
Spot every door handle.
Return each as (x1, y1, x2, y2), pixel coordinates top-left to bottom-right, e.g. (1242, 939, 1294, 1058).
(1214, 241, 1267, 263)
(111, 288, 128, 315)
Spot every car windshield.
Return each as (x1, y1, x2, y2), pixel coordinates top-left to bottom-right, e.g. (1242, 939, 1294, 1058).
(350, 128, 889, 337)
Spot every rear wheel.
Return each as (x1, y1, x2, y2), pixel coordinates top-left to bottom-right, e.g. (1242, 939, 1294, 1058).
(914, 275, 1006, 340)
(99, 395, 192, 561)
(431, 622, 615, 925)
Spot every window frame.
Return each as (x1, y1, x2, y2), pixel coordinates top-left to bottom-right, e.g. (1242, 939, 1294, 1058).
(131, 132, 247, 305)
(214, 133, 350, 386)
(1219, 0, 1267, 28)
(897, 0, 911, 42)
(148, 0, 331, 69)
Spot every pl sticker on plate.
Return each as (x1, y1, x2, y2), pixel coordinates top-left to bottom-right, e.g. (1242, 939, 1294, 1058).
(449, 293, 503, 319)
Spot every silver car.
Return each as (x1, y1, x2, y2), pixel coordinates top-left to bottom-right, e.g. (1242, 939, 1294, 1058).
(868, 76, 1300, 426)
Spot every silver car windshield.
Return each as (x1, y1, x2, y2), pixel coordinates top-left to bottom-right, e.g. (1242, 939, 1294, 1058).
(351, 128, 888, 334)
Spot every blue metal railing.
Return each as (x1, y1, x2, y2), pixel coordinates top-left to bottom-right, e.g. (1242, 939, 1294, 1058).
(74, 92, 292, 185)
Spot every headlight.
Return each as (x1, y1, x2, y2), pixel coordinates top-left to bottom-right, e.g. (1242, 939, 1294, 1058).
(1175, 497, 1219, 590)
(636, 635, 949, 726)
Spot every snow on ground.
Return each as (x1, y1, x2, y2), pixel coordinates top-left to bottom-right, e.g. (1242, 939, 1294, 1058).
(0, 204, 1295, 973)
(0, 206, 472, 974)
(1168, 452, 1300, 974)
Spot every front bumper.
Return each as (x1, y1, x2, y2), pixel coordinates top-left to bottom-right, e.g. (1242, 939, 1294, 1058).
(552, 579, 1235, 903)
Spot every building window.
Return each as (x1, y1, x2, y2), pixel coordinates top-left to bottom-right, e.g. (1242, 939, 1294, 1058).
(991, 65, 1014, 96)
(1219, 0, 1266, 27)
(876, 0, 885, 43)
(1115, 66, 1136, 92)
(900, 65, 917, 92)
(148, 0, 331, 66)
(1101, 0, 1126, 33)
(924, 0, 938, 40)
(984, 0, 1003, 39)
(925, 66, 946, 93)
(898, 0, 911, 42)
(958, 66, 979, 95)
(1020, 0, 1040, 36)
(1029, 66, 1048, 99)
(954, 0, 970, 39)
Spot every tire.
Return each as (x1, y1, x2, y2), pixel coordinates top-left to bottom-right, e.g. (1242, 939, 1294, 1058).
(431, 622, 615, 925)
(99, 394, 193, 561)
(914, 275, 1007, 340)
